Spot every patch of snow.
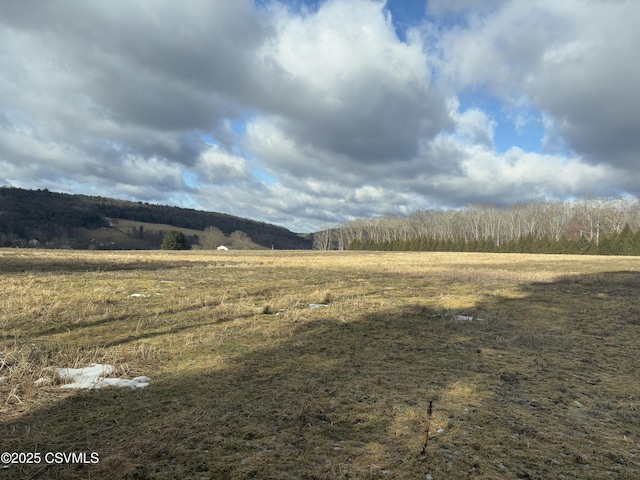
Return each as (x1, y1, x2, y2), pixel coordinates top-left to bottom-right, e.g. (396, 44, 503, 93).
(0, 376, 7, 384)
(130, 293, 149, 297)
(34, 377, 53, 386)
(36, 363, 150, 390)
(309, 304, 329, 309)
(453, 315, 485, 321)
(60, 377, 150, 390)
(54, 364, 114, 385)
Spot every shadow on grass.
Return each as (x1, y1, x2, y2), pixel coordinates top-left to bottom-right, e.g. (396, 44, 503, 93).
(28, 304, 249, 349)
(1, 271, 640, 479)
(0, 254, 215, 275)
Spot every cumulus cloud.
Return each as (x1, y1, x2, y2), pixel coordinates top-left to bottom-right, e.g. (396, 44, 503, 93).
(257, 0, 451, 163)
(0, 0, 638, 231)
(452, 107, 496, 148)
(197, 146, 252, 184)
(429, 0, 640, 169)
(0, 1, 262, 165)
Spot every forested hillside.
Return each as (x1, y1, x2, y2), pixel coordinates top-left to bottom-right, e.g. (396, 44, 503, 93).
(0, 187, 312, 250)
(320, 197, 640, 255)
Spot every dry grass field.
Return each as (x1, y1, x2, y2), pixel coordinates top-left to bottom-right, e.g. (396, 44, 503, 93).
(1, 249, 639, 479)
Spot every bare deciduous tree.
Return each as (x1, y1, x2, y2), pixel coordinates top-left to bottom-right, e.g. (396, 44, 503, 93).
(333, 197, 640, 250)
(200, 226, 227, 249)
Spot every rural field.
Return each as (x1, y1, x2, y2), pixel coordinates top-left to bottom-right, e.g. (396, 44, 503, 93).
(1, 249, 639, 479)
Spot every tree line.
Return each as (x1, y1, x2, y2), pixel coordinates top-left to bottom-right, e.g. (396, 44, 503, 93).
(315, 197, 640, 255)
(349, 224, 640, 255)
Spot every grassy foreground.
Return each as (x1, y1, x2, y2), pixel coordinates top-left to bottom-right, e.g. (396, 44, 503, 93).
(1, 249, 639, 479)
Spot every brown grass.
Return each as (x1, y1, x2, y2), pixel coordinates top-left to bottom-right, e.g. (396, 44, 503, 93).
(1, 249, 639, 479)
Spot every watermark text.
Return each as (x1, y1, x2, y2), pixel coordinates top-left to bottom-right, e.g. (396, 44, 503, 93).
(2, 451, 99, 465)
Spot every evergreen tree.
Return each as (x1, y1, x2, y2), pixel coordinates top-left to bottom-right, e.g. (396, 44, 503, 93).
(425, 237, 436, 251)
(533, 236, 551, 254)
(553, 236, 570, 254)
(161, 230, 191, 250)
(613, 224, 634, 255)
(485, 236, 496, 252)
(585, 238, 598, 255)
(575, 235, 590, 254)
(632, 229, 640, 255)
(516, 234, 534, 253)
(597, 233, 613, 255)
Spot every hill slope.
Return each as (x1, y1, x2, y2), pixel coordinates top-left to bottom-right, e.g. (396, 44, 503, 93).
(0, 187, 312, 250)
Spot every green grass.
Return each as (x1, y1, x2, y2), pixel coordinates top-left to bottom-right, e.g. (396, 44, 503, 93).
(1, 250, 639, 479)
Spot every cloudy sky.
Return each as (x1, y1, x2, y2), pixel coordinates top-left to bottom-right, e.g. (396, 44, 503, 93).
(1, 0, 638, 232)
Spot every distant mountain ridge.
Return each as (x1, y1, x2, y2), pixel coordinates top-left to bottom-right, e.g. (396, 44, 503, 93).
(0, 187, 312, 250)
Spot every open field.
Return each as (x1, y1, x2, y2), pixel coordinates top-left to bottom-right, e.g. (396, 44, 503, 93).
(112, 218, 208, 237)
(1, 249, 639, 479)
(77, 218, 264, 250)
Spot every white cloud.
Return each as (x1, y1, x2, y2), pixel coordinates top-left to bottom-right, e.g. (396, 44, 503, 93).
(197, 146, 251, 184)
(257, 0, 451, 162)
(429, 0, 640, 168)
(453, 108, 496, 148)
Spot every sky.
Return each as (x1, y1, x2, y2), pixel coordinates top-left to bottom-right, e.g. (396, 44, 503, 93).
(1, 0, 639, 232)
